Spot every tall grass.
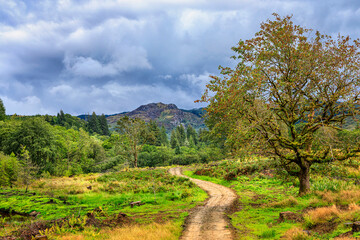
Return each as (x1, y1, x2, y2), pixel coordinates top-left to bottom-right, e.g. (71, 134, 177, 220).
(58, 222, 181, 240)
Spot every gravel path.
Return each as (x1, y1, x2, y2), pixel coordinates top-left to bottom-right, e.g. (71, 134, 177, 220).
(169, 167, 237, 240)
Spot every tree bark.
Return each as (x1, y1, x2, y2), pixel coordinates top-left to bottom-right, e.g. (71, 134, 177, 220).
(298, 160, 311, 195)
(133, 143, 138, 168)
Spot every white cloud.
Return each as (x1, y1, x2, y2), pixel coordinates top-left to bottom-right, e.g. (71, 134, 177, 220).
(63, 55, 118, 78)
(1, 95, 50, 115)
(49, 84, 73, 95)
(180, 72, 211, 91)
(1, 0, 360, 115)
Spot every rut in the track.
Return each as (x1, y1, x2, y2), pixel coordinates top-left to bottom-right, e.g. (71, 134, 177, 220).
(169, 167, 237, 240)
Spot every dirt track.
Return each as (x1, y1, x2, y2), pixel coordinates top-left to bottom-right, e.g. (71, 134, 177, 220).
(169, 167, 237, 240)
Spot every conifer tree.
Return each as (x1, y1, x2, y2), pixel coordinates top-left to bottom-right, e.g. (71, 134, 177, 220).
(57, 110, 66, 126)
(147, 120, 161, 145)
(159, 126, 169, 146)
(88, 112, 100, 134)
(176, 124, 186, 146)
(170, 129, 178, 149)
(186, 125, 198, 145)
(0, 98, 6, 121)
(99, 114, 110, 136)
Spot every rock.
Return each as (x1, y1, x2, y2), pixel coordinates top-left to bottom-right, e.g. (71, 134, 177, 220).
(34, 235, 48, 240)
(129, 201, 145, 208)
(352, 221, 360, 232)
(29, 211, 40, 217)
(279, 211, 299, 222)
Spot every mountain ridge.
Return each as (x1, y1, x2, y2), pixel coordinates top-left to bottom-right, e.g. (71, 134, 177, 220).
(105, 102, 205, 131)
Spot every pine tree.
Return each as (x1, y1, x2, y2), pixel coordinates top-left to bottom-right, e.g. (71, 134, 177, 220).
(186, 125, 198, 145)
(175, 144, 181, 155)
(147, 120, 161, 145)
(159, 126, 169, 146)
(176, 125, 186, 146)
(0, 98, 6, 121)
(170, 129, 178, 149)
(99, 114, 110, 136)
(57, 110, 66, 126)
(88, 112, 101, 134)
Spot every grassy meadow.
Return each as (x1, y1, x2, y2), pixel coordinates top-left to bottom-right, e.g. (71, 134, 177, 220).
(3, 157, 360, 239)
(185, 157, 360, 240)
(0, 167, 207, 239)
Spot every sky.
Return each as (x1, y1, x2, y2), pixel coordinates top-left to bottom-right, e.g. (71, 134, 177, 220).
(1, 0, 360, 115)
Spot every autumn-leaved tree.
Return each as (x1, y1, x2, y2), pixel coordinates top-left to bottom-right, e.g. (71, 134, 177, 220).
(116, 116, 148, 168)
(200, 14, 360, 195)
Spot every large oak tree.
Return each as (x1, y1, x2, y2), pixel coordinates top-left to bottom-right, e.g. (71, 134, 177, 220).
(200, 14, 360, 195)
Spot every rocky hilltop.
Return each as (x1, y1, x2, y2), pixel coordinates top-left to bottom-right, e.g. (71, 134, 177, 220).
(106, 103, 205, 131)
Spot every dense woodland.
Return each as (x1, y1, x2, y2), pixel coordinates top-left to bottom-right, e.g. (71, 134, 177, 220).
(0, 98, 223, 188)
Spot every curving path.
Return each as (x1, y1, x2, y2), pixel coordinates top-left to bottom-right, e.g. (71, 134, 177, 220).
(169, 167, 237, 240)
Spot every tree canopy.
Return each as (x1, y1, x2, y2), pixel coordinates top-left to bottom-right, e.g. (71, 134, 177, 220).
(200, 14, 360, 195)
(0, 98, 5, 121)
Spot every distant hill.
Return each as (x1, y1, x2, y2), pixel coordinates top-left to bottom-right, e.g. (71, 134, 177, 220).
(106, 103, 206, 132)
(77, 112, 127, 121)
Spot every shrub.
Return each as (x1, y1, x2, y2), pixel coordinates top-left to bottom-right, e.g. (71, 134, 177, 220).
(269, 196, 298, 208)
(259, 229, 276, 238)
(316, 190, 360, 205)
(304, 205, 339, 227)
(283, 227, 308, 240)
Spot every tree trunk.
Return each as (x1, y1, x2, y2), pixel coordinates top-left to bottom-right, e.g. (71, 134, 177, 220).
(298, 161, 311, 196)
(133, 143, 138, 168)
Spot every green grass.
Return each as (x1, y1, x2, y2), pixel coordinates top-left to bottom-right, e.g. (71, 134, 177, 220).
(0, 168, 207, 238)
(185, 159, 360, 240)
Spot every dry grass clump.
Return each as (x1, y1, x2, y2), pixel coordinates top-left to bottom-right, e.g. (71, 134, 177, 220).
(340, 203, 360, 221)
(58, 222, 181, 240)
(316, 190, 360, 205)
(104, 222, 181, 240)
(282, 227, 308, 240)
(304, 205, 340, 225)
(269, 196, 298, 208)
(345, 166, 360, 178)
(349, 203, 360, 211)
(304, 203, 360, 228)
(31, 175, 101, 194)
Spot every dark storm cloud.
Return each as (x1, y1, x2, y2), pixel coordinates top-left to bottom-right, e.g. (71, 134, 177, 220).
(0, 0, 360, 115)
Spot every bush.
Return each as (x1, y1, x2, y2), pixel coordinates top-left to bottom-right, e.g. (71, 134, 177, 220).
(138, 146, 172, 167)
(0, 152, 19, 187)
(259, 229, 276, 238)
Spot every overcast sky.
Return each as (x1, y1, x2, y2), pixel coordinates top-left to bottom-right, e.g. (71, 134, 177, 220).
(1, 0, 360, 115)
